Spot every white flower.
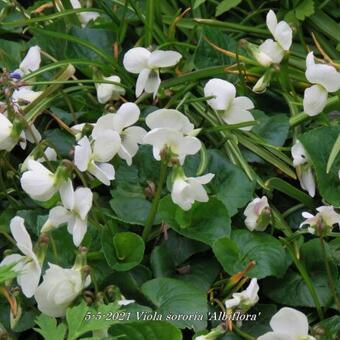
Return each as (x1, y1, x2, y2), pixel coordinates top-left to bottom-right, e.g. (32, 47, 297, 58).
(42, 181, 93, 246)
(0, 112, 41, 151)
(171, 173, 214, 211)
(20, 160, 60, 201)
(303, 52, 340, 116)
(74, 133, 120, 185)
(266, 10, 292, 51)
(0, 113, 16, 151)
(244, 196, 271, 231)
(21, 146, 57, 172)
(143, 109, 201, 163)
(291, 140, 315, 197)
(96, 75, 125, 104)
(254, 10, 292, 66)
(11, 46, 41, 78)
(34, 263, 91, 317)
(204, 79, 255, 131)
(118, 297, 135, 306)
(258, 307, 316, 340)
(12, 88, 42, 105)
(300, 206, 340, 235)
(92, 102, 146, 165)
(123, 47, 182, 97)
(71, 123, 94, 141)
(0, 217, 41, 298)
(225, 278, 259, 310)
(70, 0, 100, 27)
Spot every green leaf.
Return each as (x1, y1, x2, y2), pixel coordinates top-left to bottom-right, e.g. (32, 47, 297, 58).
(110, 321, 182, 340)
(193, 0, 207, 9)
(34, 314, 66, 340)
(110, 188, 160, 226)
(316, 315, 340, 337)
(206, 150, 255, 216)
(295, 0, 315, 20)
(213, 230, 289, 279)
(264, 239, 338, 308)
(66, 301, 120, 340)
(194, 27, 237, 70)
(102, 227, 145, 271)
(0, 39, 23, 69)
(141, 278, 207, 330)
(159, 196, 231, 246)
(299, 126, 340, 206)
(215, 0, 242, 16)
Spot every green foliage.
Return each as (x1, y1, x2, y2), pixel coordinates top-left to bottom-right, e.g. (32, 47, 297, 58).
(213, 230, 290, 279)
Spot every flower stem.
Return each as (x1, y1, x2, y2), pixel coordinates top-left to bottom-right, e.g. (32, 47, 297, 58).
(319, 236, 340, 311)
(232, 325, 255, 340)
(286, 243, 324, 320)
(142, 159, 168, 241)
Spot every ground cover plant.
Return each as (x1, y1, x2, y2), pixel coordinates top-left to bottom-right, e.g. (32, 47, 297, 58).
(0, 0, 340, 339)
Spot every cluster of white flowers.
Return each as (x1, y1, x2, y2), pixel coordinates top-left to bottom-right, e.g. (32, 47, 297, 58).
(0, 217, 90, 317)
(0, 46, 42, 152)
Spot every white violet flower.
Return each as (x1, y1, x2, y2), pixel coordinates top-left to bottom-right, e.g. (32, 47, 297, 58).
(204, 78, 255, 130)
(303, 52, 340, 116)
(96, 75, 125, 104)
(244, 196, 271, 232)
(225, 278, 259, 311)
(258, 307, 316, 340)
(42, 181, 93, 247)
(11, 46, 41, 78)
(0, 217, 41, 298)
(70, 0, 100, 27)
(92, 102, 146, 165)
(143, 109, 201, 163)
(34, 263, 91, 317)
(74, 133, 120, 185)
(171, 172, 215, 211)
(123, 47, 182, 97)
(300, 206, 340, 235)
(291, 140, 315, 197)
(254, 10, 292, 66)
(20, 160, 63, 201)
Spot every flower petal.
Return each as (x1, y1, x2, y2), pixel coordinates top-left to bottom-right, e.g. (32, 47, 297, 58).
(119, 126, 146, 165)
(92, 114, 115, 139)
(59, 179, 74, 210)
(148, 50, 182, 68)
(193, 173, 215, 185)
(259, 39, 284, 64)
(93, 130, 121, 162)
(135, 68, 150, 97)
(74, 187, 93, 220)
(291, 140, 308, 166)
(69, 218, 87, 247)
(274, 21, 292, 50)
(299, 167, 316, 198)
(145, 109, 194, 134)
(96, 75, 123, 104)
(45, 206, 70, 230)
(303, 84, 328, 116)
(223, 100, 255, 131)
(123, 47, 151, 73)
(10, 216, 33, 256)
(18, 261, 41, 298)
(74, 136, 92, 171)
(113, 102, 141, 132)
(306, 60, 340, 93)
(204, 78, 236, 111)
(266, 10, 277, 37)
(270, 307, 309, 337)
(144, 70, 161, 98)
(19, 46, 41, 74)
(89, 162, 115, 186)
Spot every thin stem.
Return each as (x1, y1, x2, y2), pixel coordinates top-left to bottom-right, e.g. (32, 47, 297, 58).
(232, 325, 256, 340)
(319, 236, 340, 311)
(142, 159, 168, 241)
(286, 243, 324, 320)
